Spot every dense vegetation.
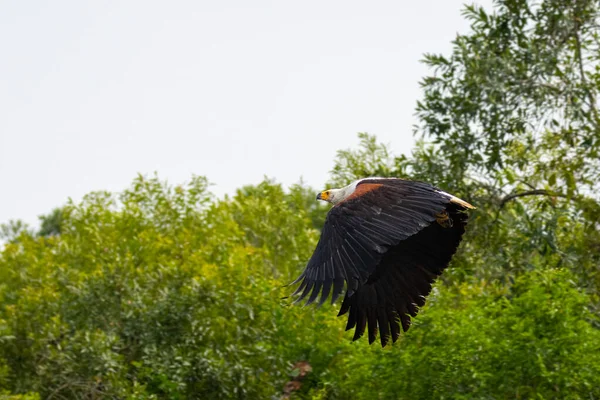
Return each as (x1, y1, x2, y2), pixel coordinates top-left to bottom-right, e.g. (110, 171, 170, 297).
(2, 0, 600, 398)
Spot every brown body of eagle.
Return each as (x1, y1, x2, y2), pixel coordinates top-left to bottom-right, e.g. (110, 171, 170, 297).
(291, 177, 474, 347)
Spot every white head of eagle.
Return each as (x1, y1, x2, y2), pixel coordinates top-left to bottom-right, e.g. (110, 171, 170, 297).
(316, 179, 364, 205)
(291, 177, 475, 347)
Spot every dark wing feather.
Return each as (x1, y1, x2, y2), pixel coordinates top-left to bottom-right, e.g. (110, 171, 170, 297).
(292, 179, 453, 306)
(339, 202, 469, 346)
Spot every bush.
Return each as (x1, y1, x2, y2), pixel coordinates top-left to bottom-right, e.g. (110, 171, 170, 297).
(1, 175, 599, 399)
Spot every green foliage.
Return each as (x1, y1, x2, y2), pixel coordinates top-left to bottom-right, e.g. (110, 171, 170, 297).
(329, 133, 401, 187)
(410, 0, 600, 295)
(416, 0, 600, 192)
(331, 0, 600, 292)
(0, 175, 352, 399)
(322, 270, 600, 399)
(0, 392, 40, 400)
(37, 208, 64, 238)
(1, 173, 600, 399)
(0, 220, 33, 243)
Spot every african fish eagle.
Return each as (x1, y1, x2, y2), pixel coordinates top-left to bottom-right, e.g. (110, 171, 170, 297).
(291, 177, 474, 347)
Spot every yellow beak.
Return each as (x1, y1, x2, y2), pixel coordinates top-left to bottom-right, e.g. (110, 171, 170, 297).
(316, 191, 329, 201)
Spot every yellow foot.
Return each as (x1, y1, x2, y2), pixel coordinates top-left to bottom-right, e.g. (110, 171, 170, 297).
(436, 210, 453, 228)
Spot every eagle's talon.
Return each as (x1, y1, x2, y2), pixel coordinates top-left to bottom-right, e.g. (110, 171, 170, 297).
(436, 210, 453, 228)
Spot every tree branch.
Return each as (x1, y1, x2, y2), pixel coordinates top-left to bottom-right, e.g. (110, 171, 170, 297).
(499, 189, 567, 209)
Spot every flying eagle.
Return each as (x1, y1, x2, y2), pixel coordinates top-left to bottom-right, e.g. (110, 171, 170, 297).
(291, 177, 474, 347)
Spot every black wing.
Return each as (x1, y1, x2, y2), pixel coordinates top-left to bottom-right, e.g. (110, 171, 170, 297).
(338, 202, 469, 346)
(291, 179, 454, 308)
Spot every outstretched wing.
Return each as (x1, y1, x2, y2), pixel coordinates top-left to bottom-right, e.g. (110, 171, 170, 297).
(291, 178, 460, 307)
(338, 202, 470, 346)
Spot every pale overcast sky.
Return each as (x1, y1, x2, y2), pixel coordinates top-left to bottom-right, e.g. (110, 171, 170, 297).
(0, 0, 493, 229)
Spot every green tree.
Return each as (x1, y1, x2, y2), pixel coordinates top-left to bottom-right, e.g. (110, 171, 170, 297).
(414, 0, 600, 296)
(37, 208, 64, 237)
(1, 172, 599, 399)
(332, 0, 600, 291)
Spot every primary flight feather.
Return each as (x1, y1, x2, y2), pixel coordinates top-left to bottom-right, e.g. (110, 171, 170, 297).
(291, 177, 474, 347)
